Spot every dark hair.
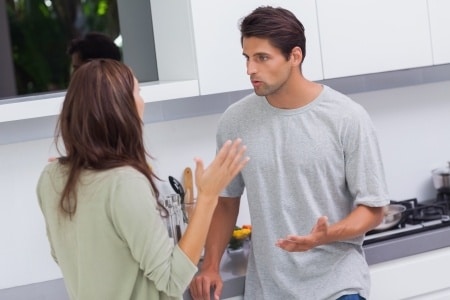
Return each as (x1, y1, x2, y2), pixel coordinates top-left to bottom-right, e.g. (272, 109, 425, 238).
(67, 32, 122, 62)
(240, 6, 306, 63)
(55, 59, 161, 217)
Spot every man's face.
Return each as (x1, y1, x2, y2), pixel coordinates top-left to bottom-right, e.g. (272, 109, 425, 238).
(70, 52, 83, 74)
(242, 37, 292, 97)
(133, 76, 144, 119)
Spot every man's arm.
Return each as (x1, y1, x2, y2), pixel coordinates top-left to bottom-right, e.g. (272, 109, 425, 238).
(189, 196, 240, 300)
(327, 205, 384, 240)
(276, 205, 384, 252)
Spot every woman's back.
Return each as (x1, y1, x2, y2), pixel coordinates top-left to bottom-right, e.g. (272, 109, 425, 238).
(37, 163, 196, 299)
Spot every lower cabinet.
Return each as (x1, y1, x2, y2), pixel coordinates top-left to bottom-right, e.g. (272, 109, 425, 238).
(405, 288, 450, 300)
(369, 247, 450, 299)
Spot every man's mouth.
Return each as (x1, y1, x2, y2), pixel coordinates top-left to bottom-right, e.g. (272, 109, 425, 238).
(251, 80, 263, 88)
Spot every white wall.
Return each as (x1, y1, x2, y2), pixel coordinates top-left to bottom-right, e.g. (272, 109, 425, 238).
(1, 80, 450, 289)
(351, 81, 450, 201)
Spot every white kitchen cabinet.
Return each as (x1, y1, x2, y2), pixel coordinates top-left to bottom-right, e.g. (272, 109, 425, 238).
(406, 288, 450, 300)
(0, 80, 199, 123)
(369, 247, 450, 300)
(150, 1, 323, 96)
(316, 0, 433, 79)
(427, 0, 450, 65)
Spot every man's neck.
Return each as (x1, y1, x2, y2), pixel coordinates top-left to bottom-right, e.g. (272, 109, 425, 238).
(266, 77, 322, 109)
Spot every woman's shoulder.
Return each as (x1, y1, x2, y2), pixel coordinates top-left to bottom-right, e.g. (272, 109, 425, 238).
(39, 161, 67, 181)
(39, 163, 149, 188)
(93, 166, 149, 187)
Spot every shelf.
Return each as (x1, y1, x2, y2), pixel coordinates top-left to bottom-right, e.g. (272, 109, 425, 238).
(0, 80, 199, 123)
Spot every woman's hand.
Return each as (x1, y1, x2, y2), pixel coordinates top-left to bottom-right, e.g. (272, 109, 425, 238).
(194, 139, 249, 200)
(177, 139, 248, 264)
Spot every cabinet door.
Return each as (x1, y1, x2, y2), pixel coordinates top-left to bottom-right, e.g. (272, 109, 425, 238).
(190, 0, 323, 95)
(370, 247, 450, 300)
(428, 0, 450, 65)
(150, 0, 198, 82)
(316, 0, 433, 79)
(406, 288, 450, 300)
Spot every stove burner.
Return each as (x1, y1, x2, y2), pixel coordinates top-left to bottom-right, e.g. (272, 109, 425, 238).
(369, 198, 450, 230)
(364, 197, 450, 245)
(410, 205, 446, 222)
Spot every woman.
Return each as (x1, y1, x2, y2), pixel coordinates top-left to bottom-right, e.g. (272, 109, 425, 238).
(37, 59, 248, 300)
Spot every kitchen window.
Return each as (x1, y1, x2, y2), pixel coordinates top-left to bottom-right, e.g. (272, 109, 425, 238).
(0, 0, 157, 101)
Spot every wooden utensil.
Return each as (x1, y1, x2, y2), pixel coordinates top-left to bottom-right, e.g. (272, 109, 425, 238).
(183, 167, 194, 203)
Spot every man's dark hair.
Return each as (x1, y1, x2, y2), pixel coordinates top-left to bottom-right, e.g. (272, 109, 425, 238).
(67, 32, 122, 62)
(240, 6, 306, 63)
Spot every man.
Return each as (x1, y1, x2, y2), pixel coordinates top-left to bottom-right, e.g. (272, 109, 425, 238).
(67, 32, 121, 73)
(190, 6, 389, 300)
(45, 32, 122, 163)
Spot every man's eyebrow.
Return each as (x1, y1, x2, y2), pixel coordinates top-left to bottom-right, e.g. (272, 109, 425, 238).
(243, 52, 270, 57)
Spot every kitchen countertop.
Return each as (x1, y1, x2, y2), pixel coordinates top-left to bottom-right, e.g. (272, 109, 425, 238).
(2, 226, 450, 300)
(364, 224, 450, 264)
(183, 225, 450, 300)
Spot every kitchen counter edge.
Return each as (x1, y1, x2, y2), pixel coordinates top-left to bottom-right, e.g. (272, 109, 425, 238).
(183, 226, 450, 299)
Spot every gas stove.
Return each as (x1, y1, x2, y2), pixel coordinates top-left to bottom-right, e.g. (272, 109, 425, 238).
(364, 196, 450, 245)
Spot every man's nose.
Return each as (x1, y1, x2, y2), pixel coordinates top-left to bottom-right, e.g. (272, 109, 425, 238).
(246, 61, 256, 75)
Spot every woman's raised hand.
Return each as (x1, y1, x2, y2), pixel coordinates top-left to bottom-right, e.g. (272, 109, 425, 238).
(194, 139, 249, 199)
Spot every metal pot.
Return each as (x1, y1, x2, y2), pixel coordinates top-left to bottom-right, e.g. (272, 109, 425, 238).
(373, 204, 406, 231)
(431, 162, 450, 190)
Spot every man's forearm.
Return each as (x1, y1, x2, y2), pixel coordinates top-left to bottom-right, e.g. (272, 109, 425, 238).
(327, 205, 384, 242)
(201, 197, 240, 271)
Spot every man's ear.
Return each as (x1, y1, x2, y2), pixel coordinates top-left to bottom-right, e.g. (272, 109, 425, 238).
(290, 46, 303, 66)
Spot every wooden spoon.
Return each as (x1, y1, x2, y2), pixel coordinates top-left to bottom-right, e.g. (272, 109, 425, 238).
(183, 167, 194, 204)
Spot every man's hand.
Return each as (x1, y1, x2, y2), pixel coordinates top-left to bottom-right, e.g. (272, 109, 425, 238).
(275, 216, 329, 252)
(189, 269, 223, 300)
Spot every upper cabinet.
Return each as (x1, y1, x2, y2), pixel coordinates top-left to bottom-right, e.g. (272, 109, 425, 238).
(316, 0, 433, 79)
(428, 0, 450, 65)
(5, 1, 450, 124)
(150, 0, 323, 96)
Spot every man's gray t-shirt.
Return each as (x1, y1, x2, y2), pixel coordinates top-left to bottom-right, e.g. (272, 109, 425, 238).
(217, 85, 389, 300)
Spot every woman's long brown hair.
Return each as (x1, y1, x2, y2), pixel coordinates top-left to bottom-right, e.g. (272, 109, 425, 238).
(55, 59, 161, 217)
